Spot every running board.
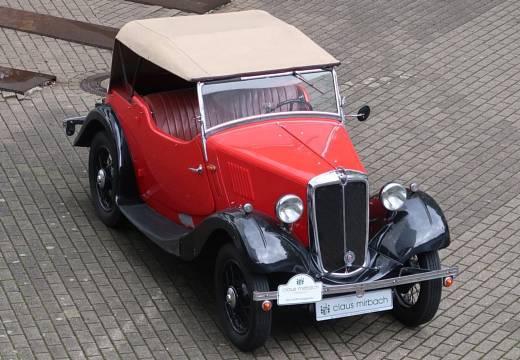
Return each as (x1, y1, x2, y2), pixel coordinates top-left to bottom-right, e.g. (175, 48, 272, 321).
(119, 203, 189, 256)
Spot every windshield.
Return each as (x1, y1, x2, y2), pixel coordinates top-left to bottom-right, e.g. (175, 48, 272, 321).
(200, 69, 339, 130)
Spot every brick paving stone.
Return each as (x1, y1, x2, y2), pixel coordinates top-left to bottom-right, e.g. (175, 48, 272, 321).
(0, 0, 520, 359)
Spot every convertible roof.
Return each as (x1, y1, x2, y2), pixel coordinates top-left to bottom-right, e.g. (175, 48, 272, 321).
(115, 10, 339, 81)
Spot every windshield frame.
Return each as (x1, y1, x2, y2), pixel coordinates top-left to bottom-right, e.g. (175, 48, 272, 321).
(198, 67, 341, 128)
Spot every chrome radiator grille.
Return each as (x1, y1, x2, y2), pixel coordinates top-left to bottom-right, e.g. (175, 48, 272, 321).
(309, 170, 369, 276)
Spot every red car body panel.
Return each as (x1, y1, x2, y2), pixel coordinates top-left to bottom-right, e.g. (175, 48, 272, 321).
(107, 89, 215, 223)
(107, 89, 367, 246)
(207, 119, 366, 246)
(276, 120, 366, 172)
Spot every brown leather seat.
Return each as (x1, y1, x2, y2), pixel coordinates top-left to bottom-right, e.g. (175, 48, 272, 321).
(144, 89, 200, 141)
(143, 85, 307, 140)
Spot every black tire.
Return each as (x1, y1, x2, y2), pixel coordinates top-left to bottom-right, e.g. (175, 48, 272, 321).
(214, 244, 271, 351)
(88, 131, 122, 227)
(392, 251, 442, 326)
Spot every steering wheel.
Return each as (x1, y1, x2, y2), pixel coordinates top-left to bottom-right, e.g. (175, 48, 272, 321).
(266, 96, 313, 113)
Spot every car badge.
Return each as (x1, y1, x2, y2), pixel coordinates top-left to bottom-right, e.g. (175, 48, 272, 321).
(344, 250, 355, 266)
(336, 168, 348, 184)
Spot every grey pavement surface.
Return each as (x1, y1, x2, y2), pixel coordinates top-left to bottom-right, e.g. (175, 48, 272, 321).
(1, 0, 520, 358)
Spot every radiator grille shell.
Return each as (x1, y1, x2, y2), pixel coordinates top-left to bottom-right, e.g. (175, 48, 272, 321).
(308, 170, 369, 276)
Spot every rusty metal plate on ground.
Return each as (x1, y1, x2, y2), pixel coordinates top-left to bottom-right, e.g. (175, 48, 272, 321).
(0, 7, 118, 49)
(0, 66, 55, 94)
(129, 0, 229, 14)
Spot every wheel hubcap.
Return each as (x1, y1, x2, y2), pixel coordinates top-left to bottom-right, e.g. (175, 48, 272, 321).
(226, 287, 237, 309)
(96, 169, 106, 189)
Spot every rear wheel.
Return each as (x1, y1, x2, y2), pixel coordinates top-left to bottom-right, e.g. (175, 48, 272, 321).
(88, 131, 122, 227)
(392, 251, 442, 326)
(214, 244, 271, 351)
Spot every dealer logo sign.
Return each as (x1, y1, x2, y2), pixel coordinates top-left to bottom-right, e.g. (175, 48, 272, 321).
(277, 274, 323, 305)
(320, 304, 331, 316)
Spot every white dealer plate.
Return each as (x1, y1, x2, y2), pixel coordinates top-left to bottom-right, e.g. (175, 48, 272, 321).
(278, 274, 323, 305)
(315, 288, 393, 321)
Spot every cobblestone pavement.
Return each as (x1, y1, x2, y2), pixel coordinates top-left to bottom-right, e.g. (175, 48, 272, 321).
(1, 0, 520, 359)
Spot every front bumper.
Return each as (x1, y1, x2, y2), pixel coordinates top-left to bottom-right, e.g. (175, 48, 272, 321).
(253, 266, 459, 302)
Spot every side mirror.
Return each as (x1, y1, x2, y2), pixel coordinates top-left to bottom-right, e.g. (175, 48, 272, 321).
(342, 104, 371, 122)
(356, 105, 370, 121)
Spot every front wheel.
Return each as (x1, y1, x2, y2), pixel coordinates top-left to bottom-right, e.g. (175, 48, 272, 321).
(214, 244, 271, 351)
(392, 251, 442, 326)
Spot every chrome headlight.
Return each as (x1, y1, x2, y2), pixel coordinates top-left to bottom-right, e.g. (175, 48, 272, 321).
(380, 183, 407, 211)
(276, 194, 304, 224)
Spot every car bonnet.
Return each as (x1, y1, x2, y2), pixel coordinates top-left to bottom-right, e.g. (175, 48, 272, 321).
(206, 118, 366, 185)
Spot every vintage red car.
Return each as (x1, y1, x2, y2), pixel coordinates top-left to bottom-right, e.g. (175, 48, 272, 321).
(65, 11, 458, 350)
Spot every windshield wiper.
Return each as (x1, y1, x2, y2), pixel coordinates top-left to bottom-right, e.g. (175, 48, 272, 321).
(293, 72, 325, 95)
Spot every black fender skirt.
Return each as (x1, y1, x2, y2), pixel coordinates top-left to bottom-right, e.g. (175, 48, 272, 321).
(180, 210, 314, 275)
(370, 190, 450, 264)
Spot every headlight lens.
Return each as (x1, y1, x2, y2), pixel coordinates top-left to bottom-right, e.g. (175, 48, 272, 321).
(380, 183, 407, 211)
(276, 194, 304, 223)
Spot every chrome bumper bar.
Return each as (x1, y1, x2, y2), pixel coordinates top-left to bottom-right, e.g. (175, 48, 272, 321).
(253, 266, 459, 301)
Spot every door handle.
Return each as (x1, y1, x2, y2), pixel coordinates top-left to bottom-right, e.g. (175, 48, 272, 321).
(188, 164, 203, 174)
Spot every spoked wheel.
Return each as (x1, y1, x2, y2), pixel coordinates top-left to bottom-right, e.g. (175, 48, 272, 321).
(88, 131, 122, 227)
(395, 256, 422, 308)
(215, 244, 271, 351)
(392, 251, 442, 326)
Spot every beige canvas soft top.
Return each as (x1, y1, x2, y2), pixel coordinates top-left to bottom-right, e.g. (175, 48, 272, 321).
(115, 10, 339, 81)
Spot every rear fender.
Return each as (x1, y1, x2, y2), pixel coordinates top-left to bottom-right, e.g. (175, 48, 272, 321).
(74, 105, 118, 147)
(182, 210, 312, 275)
(74, 105, 139, 202)
(370, 191, 450, 263)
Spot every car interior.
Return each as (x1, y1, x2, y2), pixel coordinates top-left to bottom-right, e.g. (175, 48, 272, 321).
(142, 85, 309, 141)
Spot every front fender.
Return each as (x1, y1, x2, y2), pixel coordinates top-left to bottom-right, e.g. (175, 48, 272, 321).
(182, 210, 312, 275)
(370, 190, 450, 263)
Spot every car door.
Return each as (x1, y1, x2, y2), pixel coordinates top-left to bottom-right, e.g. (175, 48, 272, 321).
(116, 92, 215, 221)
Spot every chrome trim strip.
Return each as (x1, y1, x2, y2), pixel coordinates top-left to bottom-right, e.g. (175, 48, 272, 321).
(308, 169, 370, 278)
(252, 266, 460, 301)
(332, 68, 342, 115)
(205, 112, 341, 136)
(196, 82, 208, 161)
(341, 172, 347, 259)
(63, 115, 86, 123)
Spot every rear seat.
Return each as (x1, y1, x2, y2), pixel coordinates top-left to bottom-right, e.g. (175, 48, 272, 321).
(143, 85, 307, 140)
(144, 89, 200, 141)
